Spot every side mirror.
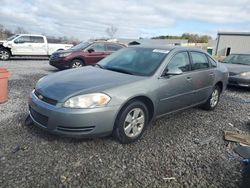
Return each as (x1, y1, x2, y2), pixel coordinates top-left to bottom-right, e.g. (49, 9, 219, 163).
(88, 48, 95, 53)
(163, 68, 183, 76)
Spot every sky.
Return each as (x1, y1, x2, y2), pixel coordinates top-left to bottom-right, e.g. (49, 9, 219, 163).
(0, 0, 250, 40)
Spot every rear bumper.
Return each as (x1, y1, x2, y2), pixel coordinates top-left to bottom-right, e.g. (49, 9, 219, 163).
(28, 91, 120, 138)
(228, 76, 250, 87)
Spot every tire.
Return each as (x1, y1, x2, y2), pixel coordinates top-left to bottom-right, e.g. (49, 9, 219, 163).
(70, 59, 84, 68)
(113, 100, 149, 144)
(0, 48, 10, 61)
(201, 85, 221, 110)
(24, 115, 34, 126)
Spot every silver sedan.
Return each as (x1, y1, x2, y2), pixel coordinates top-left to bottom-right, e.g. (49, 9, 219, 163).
(28, 46, 228, 143)
(221, 54, 250, 87)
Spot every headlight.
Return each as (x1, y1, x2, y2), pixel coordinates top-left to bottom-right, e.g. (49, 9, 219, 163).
(59, 53, 71, 57)
(63, 93, 111, 109)
(239, 72, 250, 77)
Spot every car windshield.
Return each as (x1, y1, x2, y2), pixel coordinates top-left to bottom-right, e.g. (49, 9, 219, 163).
(97, 47, 169, 76)
(221, 54, 250, 65)
(7, 35, 19, 41)
(70, 42, 90, 50)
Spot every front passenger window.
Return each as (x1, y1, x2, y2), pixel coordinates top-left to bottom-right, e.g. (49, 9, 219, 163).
(89, 43, 105, 52)
(14, 36, 31, 44)
(167, 52, 190, 72)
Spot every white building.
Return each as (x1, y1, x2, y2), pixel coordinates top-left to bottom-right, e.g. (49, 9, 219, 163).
(215, 32, 250, 56)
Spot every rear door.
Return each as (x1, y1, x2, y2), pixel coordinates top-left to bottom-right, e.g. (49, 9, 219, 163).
(12, 36, 33, 55)
(84, 43, 106, 64)
(189, 51, 215, 103)
(157, 51, 194, 115)
(30, 36, 47, 55)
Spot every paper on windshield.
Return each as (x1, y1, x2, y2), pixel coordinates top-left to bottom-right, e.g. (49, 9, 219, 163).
(152, 49, 170, 54)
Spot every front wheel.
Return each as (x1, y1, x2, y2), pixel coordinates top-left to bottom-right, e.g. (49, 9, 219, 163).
(201, 85, 221, 110)
(70, 59, 84, 68)
(113, 101, 149, 144)
(0, 49, 10, 61)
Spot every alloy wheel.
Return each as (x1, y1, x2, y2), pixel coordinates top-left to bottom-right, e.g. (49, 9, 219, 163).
(71, 61, 83, 68)
(123, 108, 145, 138)
(0, 50, 9, 60)
(210, 89, 219, 108)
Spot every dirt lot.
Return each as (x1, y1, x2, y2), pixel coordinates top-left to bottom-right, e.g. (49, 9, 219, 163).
(0, 59, 249, 187)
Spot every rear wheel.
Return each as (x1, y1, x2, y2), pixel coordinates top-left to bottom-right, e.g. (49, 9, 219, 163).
(70, 59, 84, 68)
(201, 85, 221, 110)
(0, 49, 10, 61)
(113, 100, 149, 144)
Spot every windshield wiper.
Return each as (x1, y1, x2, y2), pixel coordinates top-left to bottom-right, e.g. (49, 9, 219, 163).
(95, 64, 104, 69)
(105, 67, 134, 75)
(234, 62, 248, 65)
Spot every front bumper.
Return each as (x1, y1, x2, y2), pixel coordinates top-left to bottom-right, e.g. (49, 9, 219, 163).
(49, 59, 71, 69)
(28, 91, 120, 138)
(228, 76, 250, 87)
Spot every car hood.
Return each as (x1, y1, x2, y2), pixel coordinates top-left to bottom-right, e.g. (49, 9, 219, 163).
(52, 48, 79, 54)
(222, 63, 250, 74)
(35, 66, 144, 102)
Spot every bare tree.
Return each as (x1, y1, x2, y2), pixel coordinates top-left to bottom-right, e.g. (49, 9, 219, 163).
(0, 24, 13, 39)
(0, 24, 3, 33)
(105, 25, 118, 39)
(14, 26, 28, 34)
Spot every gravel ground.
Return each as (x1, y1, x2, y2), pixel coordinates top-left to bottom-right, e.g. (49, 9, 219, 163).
(0, 59, 249, 188)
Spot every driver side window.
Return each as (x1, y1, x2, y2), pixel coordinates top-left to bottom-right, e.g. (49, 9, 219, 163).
(167, 52, 190, 72)
(89, 43, 105, 52)
(14, 36, 31, 44)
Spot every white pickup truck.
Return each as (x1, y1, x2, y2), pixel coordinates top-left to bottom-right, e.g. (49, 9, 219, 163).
(0, 34, 73, 60)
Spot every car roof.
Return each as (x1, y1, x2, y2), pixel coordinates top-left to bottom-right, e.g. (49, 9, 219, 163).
(90, 41, 127, 47)
(229, 53, 250, 55)
(17, 34, 44, 37)
(129, 45, 207, 53)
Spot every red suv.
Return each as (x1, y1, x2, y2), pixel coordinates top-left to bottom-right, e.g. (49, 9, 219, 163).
(49, 41, 126, 69)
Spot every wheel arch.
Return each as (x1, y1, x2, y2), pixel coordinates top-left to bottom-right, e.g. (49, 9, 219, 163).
(71, 57, 85, 64)
(115, 95, 155, 125)
(215, 81, 223, 92)
(0, 47, 12, 55)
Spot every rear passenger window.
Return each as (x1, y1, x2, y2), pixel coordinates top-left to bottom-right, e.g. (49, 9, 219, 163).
(190, 52, 209, 70)
(167, 52, 190, 72)
(30, 36, 44, 43)
(106, 44, 122, 51)
(207, 56, 217, 67)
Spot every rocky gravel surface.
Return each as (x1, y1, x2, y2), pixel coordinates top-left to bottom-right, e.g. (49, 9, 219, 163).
(0, 59, 249, 187)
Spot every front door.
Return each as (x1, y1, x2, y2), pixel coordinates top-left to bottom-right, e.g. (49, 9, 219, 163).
(12, 36, 33, 55)
(157, 51, 193, 115)
(84, 43, 106, 64)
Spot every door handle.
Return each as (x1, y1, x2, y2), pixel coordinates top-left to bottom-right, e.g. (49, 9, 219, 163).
(186, 77, 192, 81)
(209, 73, 214, 76)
